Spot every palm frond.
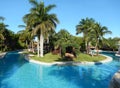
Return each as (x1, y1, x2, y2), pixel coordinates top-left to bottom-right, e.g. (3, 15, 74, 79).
(45, 4, 56, 12)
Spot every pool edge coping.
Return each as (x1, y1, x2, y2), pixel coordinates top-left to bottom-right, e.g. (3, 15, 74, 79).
(0, 52, 6, 59)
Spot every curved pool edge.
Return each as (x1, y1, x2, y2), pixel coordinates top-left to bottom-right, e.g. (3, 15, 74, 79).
(99, 54, 113, 63)
(0, 52, 6, 59)
(24, 54, 113, 66)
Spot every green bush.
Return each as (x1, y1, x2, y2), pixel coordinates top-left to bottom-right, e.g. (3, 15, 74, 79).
(60, 42, 80, 57)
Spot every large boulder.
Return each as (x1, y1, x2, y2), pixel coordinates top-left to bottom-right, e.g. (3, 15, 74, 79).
(109, 70, 120, 88)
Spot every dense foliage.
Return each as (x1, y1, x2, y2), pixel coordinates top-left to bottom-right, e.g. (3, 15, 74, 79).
(0, 17, 26, 51)
(53, 29, 81, 57)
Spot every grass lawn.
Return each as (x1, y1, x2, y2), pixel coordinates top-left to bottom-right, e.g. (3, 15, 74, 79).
(29, 52, 106, 63)
(30, 53, 61, 63)
(75, 53, 106, 62)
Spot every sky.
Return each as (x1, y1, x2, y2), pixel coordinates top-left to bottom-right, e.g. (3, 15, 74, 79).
(0, 0, 120, 38)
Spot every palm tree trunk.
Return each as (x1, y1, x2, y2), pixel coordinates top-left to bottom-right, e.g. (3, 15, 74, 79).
(32, 40, 34, 53)
(26, 40, 28, 50)
(37, 38, 40, 57)
(84, 36, 89, 54)
(40, 34, 44, 57)
(85, 41, 88, 54)
(95, 41, 99, 55)
(30, 40, 34, 53)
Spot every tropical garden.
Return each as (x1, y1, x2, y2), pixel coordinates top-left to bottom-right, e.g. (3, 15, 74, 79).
(0, 0, 120, 62)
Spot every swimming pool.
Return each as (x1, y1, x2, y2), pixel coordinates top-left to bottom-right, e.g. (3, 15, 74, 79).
(0, 52, 120, 88)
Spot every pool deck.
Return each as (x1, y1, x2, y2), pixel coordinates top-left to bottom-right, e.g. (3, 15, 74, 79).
(24, 54, 113, 66)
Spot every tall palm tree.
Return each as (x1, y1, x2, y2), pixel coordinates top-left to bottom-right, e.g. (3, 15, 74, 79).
(23, 0, 59, 57)
(91, 23, 112, 54)
(76, 18, 95, 54)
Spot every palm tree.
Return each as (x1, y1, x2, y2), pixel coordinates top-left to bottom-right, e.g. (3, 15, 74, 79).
(0, 23, 4, 40)
(76, 18, 95, 54)
(91, 23, 112, 54)
(55, 29, 72, 50)
(23, 0, 59, 57)
(18, 25, 35, 51)
(0, 32, 4, 51)
(0, 17, 5, 51)
(106, 38, 118, 51)
(17, 30, 30, 48)
(54, 29, 80, 57)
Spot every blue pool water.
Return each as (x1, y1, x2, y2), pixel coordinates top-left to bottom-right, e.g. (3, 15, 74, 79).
(0, 52, 120, 88)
